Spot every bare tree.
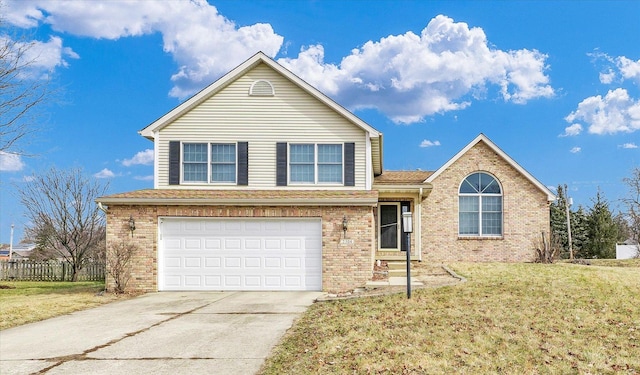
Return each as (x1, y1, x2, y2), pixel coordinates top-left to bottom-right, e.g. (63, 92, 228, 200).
(18, 167, 109, 281)
(0, 17, 50, 154)
(106, 240, 138, 293)
(622, 167, 640, 257)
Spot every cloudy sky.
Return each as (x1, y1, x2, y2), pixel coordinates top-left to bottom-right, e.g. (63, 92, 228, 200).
(1, 0, 639, 242)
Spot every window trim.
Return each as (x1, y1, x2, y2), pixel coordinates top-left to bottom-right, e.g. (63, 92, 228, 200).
(458, 172, 503, 238)
(180, 142, 238, 185)
(288, 143, 344, 185)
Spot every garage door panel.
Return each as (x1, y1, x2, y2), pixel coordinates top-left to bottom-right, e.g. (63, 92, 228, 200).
(225, 257, 241, 268)
(204, 257, 221, 267)
(244, 257, 261, 268)
(159, 218, 322, 291)
(204, 238, 222, 249)
(204, 275, 221, 286)
(184, 257, 201, 267)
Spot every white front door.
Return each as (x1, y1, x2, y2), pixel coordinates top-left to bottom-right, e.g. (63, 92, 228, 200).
(158, 218, 322, 291)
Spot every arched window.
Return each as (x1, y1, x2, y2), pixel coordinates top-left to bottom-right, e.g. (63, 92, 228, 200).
(459, 172, 502, 236)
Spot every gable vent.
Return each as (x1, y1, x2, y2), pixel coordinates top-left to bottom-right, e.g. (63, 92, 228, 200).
(249, 80, 275, 96)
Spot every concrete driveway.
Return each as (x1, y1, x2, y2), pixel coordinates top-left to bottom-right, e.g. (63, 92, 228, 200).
(0, 291, 322, 375)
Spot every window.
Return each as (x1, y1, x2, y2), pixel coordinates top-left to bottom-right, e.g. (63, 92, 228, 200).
(289, 144, 343, 184)
(211, 144, 236, 182)
(182, 142, 236, 183)
(459, 172, 502, 236)
(183, 143, 208, 182)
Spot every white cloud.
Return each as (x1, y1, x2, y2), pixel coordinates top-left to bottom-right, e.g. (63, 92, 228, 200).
(122, 149, 154, 166)
(419, 140, 441, 148)
(570, 147, 582, 154)
(0, 151, 25, 171)
(591, 53, 640, 86)
(620, 143, 638, 149)
(94, 168, 115, 179)
(599, 69, 616, 84)
(0, 35, 79, 80)
(565, 88, 640, 135)
(6, 5, 554, 123)
(617, 57, 640, 85)
(5, 0, 282, 98)
(560, 123, 583, 137)
(278, 15, 554, 123)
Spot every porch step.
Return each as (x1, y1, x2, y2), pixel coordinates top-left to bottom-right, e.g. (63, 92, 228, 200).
(387, 261, 411, 277)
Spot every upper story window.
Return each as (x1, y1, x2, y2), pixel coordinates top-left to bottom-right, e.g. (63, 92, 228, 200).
(459, 172, 502, 236)
(182, 142, 236, 183)
(289, 143, 343, 184)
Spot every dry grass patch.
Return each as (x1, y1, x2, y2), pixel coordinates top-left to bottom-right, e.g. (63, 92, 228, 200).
(0, 281, 128, 330)
(260, 263, 640, 374)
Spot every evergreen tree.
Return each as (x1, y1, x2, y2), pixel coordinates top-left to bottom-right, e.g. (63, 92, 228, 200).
(550, 184, 570, 258)
(571, 206, 590, 258)
(584, 190, 618, 259)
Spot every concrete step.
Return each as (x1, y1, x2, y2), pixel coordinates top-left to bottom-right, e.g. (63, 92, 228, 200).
(387, 261, 408, 270)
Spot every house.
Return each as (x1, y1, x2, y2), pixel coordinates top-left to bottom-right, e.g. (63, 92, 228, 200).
(97, 52, 554, 293)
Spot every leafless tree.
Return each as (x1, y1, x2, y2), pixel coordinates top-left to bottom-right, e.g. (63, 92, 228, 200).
(0, 16, 51, 154)
(18, 167, 109, 281)
(622, 167, 640, 257)
(106, 240, 138, 293)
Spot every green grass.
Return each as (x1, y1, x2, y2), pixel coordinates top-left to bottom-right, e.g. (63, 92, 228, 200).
(0, 281, 126, 330)
(260, 262, 640, 374)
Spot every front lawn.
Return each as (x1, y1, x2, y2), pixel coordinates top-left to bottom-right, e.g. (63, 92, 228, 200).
(260, 262, 640, 374)
(0, 281, 126, 330)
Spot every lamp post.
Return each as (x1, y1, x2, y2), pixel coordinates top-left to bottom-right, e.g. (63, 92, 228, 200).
(402, 211, 413, 299)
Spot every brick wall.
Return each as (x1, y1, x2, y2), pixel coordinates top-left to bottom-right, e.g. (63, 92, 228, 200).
(421, 141, 551, 262)
(105, 204, 374, 293)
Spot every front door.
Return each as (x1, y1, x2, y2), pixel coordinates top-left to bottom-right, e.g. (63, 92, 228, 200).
(378, 202, 411, 251)
(379, 203, 399, 250)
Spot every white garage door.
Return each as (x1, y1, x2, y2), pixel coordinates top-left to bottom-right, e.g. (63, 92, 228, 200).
(159, 218, 322, 291)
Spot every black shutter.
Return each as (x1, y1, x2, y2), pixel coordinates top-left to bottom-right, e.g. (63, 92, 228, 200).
(276, 142, 287, 186)
(169, 141, 180, 185)
(344, 142, 355, 186)
(237, 142, 248, 186)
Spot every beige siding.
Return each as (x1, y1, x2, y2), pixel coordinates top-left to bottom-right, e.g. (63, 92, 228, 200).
(156, 63, 368, 189)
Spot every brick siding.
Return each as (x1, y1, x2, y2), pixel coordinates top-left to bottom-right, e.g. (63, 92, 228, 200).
(421, 141, 551, 262)
(105, 204, 374, 293)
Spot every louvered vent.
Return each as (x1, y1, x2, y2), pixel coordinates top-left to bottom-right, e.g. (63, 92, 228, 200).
(249, 80, 275, 96)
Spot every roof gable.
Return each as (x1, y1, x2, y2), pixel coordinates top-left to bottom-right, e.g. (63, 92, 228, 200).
(425, 134, 556, 201)
(139, 52, 381, 141)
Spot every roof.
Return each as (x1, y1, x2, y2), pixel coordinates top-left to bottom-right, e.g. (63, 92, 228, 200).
(425, 134, 556, 201)
(374, 170, 433, 185)
(138, 51, 384, 175)
(97, 189, 379, 206)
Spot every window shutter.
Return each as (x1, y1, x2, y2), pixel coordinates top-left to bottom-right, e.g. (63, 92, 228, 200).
(237, 142, 248, 186)
(344, 142, 355, 186)
(276, 142, 287, 186)
(169, 141, 180, 185)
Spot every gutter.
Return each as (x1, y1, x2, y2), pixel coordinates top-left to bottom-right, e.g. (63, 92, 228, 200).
(95, 197, 379, 207)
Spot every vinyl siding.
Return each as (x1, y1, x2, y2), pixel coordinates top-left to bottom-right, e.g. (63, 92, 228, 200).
(156, 63, 368, 189)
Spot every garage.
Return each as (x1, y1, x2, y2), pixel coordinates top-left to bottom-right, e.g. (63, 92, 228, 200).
(158, 217, 322, 291)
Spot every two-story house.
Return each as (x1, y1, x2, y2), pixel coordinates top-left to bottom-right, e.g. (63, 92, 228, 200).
(97, 52, 554, 293)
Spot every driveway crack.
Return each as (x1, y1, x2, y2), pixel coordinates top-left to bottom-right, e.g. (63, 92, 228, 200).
(32, 299, 222, 374)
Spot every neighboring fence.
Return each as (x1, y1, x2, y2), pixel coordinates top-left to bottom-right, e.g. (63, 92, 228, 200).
(0, 260, 105, 281)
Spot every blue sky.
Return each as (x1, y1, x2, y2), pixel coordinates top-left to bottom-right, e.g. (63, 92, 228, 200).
(1, 0, 639, 243)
